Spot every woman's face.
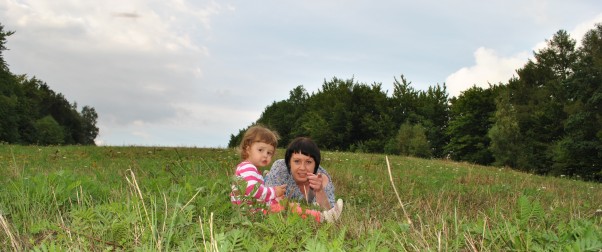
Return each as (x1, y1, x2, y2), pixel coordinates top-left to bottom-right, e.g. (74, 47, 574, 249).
(289, 152, 316, 184)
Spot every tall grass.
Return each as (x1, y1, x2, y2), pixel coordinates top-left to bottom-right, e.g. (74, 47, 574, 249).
(0, 145, 600, 251)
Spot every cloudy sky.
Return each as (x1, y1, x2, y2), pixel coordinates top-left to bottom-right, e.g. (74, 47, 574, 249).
(2, 1, 601, 148)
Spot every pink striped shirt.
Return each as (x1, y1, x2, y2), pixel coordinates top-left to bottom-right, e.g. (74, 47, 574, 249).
(230, 161, 277, 205)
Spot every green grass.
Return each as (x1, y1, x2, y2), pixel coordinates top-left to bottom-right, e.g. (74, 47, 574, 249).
(1, 145, 601, 251)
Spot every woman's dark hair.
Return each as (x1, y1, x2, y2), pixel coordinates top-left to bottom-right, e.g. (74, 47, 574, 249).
(284, 137, 321, 174)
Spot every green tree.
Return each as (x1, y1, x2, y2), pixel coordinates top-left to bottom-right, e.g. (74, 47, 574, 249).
(395, 122, 431, 158)
(348, 83, 394, 153)
(257, 85, 309, 147)
(0, 24, 19, 143)
(390, 76, 449, 157)
(34, 115, 64, 145)
(488, 86, 523, 168)
(228, 127, 247, 148)
(0, 23, 15, 72)
(0, 94, 19, 143)
(229, 86, 311, 148)
(390, 75, 420, 127)
(502, 30, 576, 174)
(17, 76, 46, 144)
(237, 77, 395, 152)
(417, 84, 449, 158)
(551, 23, 602, 180)
(445, 85, 497, 165)
(300, 77, 354, 150)
(81, 106, 99, 145)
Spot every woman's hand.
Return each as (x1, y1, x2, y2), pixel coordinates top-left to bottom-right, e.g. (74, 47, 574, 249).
(307, 173, 327, 192)
(307, 172, 331, 210)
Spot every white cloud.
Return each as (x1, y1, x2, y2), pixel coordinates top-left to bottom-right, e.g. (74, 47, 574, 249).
(446, 13, 602, 98)
(10, 0, 212, 53)
(570, 13, 602, 47)
(445, 47, 529, 98)
(533, 13, 602, 52)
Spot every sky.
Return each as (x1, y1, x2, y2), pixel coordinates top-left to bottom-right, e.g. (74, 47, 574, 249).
(1, 1, 601, 148)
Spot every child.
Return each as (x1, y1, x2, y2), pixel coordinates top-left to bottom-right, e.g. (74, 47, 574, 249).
(230, 125, 285, 207)
(230, 125, 342, 223)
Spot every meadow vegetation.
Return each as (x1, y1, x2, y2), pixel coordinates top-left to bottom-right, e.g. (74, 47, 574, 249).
(1, 145, 601, 251)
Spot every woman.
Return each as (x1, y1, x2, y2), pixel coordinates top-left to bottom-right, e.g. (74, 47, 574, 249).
(265, 137, 342, 213)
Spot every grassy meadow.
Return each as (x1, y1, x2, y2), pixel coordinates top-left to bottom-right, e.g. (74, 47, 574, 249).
(0, 144, 601, 251)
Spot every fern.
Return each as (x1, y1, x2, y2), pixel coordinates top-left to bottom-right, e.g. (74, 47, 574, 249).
(329, 226, 347, 251)
(304, 238, 329, 252)
(562, 220, 602, 252)
(517, 195, 544, 228)
(230, 175, 269, 217)
(224, 228, 247, 251)
(564, 238, 602, 252)
(110, 221, 129, 245)
(32, 242, 63, 252)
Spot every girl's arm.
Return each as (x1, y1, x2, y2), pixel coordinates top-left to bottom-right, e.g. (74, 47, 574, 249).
(237, 164, 276, 203)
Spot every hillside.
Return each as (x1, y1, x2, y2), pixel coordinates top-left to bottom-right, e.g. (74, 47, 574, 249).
(1, 145, 601, 251)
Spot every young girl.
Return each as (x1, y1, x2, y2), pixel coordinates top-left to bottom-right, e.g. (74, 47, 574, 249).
(230, 125, 285, 206)
(230, 125, 341, 223)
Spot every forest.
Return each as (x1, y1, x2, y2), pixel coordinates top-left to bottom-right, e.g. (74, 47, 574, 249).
(0, 23, 99, 146)
(229, 25, 602, 181)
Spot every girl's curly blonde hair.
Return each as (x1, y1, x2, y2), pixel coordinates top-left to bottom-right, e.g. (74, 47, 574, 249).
(238, 125, 279, 160)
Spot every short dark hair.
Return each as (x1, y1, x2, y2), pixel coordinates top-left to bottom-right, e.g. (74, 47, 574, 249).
(284, 137, 321, 174)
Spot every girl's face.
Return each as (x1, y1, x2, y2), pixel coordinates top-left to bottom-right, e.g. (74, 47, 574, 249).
(289, 152, 316, 184)
(245, 142, 275, 168)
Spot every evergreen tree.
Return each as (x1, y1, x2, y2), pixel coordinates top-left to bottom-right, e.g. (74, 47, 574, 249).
(446, 85, 498, 165)
(391, 75, 420, 126)
(417, 84, 449, 158)
(488, 85, 523, 168)
(500, 30, 576, 174)
(552, 23, 602, 180)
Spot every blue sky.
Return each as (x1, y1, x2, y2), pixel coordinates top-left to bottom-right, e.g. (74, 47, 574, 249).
(2, 1, 601, 147)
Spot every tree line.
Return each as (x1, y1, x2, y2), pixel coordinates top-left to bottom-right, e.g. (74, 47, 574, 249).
(230, 25, 602, 181)
(0, 23, 99, 145)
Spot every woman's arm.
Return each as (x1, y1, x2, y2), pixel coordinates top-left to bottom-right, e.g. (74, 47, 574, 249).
(312, 174, 332, 210)
(308, 166, 336, 210)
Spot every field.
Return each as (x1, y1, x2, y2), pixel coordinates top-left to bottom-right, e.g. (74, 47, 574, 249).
(1, 145, 601, 251)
